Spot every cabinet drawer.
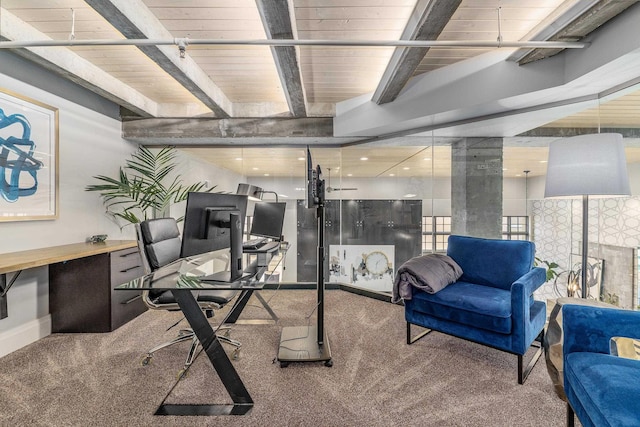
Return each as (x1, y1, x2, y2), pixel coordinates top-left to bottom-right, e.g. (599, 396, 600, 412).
(111, 247, 142, 269)
(110, 248, 145, 286)
(112, 287, 144, 306)
(111, 264, 145, 286)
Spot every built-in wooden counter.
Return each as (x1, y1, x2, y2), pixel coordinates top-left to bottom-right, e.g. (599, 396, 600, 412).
(0, 240, 137, 275)
(0, 240, 147, 329)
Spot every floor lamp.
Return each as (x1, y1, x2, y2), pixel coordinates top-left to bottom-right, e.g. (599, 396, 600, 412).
(544, 133, 630, 298)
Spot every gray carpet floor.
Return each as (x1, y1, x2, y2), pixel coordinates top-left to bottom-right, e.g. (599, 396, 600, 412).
(0, 289, 567, 426)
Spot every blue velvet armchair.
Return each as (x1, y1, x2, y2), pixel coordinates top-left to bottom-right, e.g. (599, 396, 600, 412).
(404, 235, 547, 384)
(563, 304, 640, 427)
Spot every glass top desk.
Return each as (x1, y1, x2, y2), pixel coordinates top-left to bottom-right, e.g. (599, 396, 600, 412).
(117, 249, 283, 416)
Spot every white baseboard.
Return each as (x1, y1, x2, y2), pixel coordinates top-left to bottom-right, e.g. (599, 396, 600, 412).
(0, 315, 52, 359)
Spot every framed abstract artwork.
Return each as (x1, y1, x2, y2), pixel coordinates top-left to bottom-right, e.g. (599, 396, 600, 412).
(0, 88, 58, 221)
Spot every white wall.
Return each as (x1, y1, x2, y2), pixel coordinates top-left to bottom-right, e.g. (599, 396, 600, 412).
(0, 71, 245, 357)
(0, 72, 139, 357)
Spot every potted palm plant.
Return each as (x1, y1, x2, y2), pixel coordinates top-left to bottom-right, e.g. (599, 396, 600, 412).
(86, 146, 213, 228)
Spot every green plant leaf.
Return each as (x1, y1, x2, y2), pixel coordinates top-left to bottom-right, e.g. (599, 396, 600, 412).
(86, 146, 211, 225)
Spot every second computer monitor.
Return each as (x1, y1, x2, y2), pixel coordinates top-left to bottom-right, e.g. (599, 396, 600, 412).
(181, 192, 248, 281)
(250, 202, 286, 241)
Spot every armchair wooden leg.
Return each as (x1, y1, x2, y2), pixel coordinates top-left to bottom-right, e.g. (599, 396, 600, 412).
(567, 402, 575, 427)
(406, 322, 432, 344)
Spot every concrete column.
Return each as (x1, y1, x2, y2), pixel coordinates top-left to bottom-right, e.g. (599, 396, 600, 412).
(451, 137, 503, 238)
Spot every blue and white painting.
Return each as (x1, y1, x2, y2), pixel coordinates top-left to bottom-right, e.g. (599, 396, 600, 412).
(0, 89, 57, 221)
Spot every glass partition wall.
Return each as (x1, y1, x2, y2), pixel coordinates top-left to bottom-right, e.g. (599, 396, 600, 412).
(527, 84, 640, 309)
(178, 83, 640, 306)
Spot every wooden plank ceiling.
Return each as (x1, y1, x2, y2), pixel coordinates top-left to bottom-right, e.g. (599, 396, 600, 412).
(1, 0, 639, 178)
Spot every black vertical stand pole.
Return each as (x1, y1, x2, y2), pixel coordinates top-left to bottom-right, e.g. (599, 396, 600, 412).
(581, 194, 589, 298)
(276, 169, 331, 367)
(317, 202, 325, 345)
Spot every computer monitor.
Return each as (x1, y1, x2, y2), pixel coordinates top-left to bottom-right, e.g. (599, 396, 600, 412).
(181, 192, 248, 282)
(250, 202, 286, 241)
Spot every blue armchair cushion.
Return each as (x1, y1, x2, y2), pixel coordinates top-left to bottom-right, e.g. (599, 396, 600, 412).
(565, 352, 640, 427)
(447, 235, 535, 291)
(563, 304, 640, 427)
(408, 281, 512, 334)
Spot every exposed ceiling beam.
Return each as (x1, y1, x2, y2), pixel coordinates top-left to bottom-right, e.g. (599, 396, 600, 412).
(518, 127, 640, 139)
(122, 117, 336, 145)
(335, 2, 640, 139)
(515, 0, 638, 65)
(256, 0, 307, 117)
(85, 0, 232, 118)
(0, 8, 156, 117)
(371, 0, 462, 105)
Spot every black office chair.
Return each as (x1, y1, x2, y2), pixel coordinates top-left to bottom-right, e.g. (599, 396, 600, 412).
(135, 218, 242, 377)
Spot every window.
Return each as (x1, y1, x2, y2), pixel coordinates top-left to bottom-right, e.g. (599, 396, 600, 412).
(422, 216, 451, 253)
(502, 216, 529, 240)
(422, 215, 530, 252)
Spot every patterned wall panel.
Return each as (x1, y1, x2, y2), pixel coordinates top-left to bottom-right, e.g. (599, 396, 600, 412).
(531, 196, 640, 306)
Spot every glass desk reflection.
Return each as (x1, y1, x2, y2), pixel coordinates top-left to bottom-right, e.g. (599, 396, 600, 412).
(116, 251, 267, 416)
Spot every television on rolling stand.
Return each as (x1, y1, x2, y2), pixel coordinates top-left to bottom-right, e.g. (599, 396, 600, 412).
(277, 146, 332, 368)
(181, 192, 248, 282)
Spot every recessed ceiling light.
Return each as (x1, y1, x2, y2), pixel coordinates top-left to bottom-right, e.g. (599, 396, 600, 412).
(403, 167, 410, 170)
(280, 194, 289, 198)
(252, 167, 259, 170)
(403, 193, 417, 198)
(424, 157, 431, 161)
(347, 173, 353, 177)
(360, 157, 368, 161)
(297, 157, 305, 161)
(263, 173, 270, 176)
(389, 173, 395, 177)
(235, 157, 242, 161)
(539, 160, 548, 163)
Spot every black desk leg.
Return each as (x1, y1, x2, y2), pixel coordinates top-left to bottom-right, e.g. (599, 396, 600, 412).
(225, 289, 254, 324)
(0, 271, 21, 320)
(154, 289, 253, 416)
(0, 274, 7, 319)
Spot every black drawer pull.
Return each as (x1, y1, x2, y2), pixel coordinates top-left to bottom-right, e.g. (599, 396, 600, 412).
(119, 250, 139, 258)
(119, 265, 141, 273)
(122, 295, 141, 305)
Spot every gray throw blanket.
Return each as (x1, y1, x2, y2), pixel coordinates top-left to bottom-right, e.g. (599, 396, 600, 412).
(392, 254, 463, 303)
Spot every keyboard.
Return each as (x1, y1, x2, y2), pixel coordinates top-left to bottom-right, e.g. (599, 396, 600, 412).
(242, 238, 268, 250)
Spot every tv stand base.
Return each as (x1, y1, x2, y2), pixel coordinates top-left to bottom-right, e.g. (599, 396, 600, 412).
(277, 325, 332, 367)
